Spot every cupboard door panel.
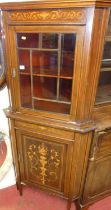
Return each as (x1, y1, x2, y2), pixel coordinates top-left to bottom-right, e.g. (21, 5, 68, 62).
(82, 156, 111, 203)
(82, 131, 111, 204)
(95, 131, 111, 158)
(16, 130, 73, 194)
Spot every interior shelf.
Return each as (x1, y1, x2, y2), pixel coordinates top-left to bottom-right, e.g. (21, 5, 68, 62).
(33, 97, 71, 104)
(19, 72, 73, 79)
(101, 67, 111, 72)
(18, 47, 58, 52)
(105, 36, 111, 41)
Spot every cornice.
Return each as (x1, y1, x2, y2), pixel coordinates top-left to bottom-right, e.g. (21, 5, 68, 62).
(0, 0, 111, 10)
(96, 0, 111, 7)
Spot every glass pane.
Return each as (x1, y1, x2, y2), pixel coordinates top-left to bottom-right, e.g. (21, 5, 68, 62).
(102, 42, 111, 68)
(32, 51, 58, 75)
(34, 100, 70, 114)
(0, 38, 4, 78)
(17, 33, 39, 48)
(59, 79, 72, 102)
(42, 34, 58, 49)
(60, 34, 76, 77)
(60, 52, 74, 77)
(95, 10, 111, 104)
(33, 76, 57, 99)
(106, 13, 111, 36)
(17, 32, 77, 115)
(0, 41, 3, 78)
(103, 42, 111, 59)
(62, 34, 76, 51)
(19, 75, 32, 108)
(96, 72, 111, 103)
(18, 50, 30, 73)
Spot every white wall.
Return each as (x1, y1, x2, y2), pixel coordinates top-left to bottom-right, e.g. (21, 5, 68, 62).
(0, 87, 15, 189)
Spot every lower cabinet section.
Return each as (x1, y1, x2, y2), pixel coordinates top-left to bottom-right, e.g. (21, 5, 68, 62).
(15, 129, 74, 196)
(81, 129, 111, 205)
(10, 117, 111, 209)
(10, 117, 94, 207)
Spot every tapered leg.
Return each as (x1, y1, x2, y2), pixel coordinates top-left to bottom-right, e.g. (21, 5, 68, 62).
(16, 181, 23, 196)
(67, 199, 72, 210)
(75, 200, 82, 210)
(16, 181, 19, 190)
(75, 200, 89, 210)
(19, 183, 23, 196)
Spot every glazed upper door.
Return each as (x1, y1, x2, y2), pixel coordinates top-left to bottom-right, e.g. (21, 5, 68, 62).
(9, 25, 85, 120)
(95, 9, 111, 105)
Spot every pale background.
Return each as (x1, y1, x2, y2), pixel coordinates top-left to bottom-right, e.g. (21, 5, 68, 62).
(0, 87, 15, 189)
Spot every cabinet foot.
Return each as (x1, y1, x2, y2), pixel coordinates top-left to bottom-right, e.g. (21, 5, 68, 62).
(19, 183, 23, 196)
(75, 200, 89, 210)
(67, 199, 72, 210)
(75, 200, 82, 210)
(16, 182, 23, 196)
(16, 182, 19, 190)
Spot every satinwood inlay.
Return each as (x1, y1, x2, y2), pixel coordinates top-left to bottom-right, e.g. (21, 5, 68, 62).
(8, 9, 86, 24)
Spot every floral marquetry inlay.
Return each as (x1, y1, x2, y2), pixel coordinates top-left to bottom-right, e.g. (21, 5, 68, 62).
(8, 9, 86, 24)
(27, 139, 64, 188)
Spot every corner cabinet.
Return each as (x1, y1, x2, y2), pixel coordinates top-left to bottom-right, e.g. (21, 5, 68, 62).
(1, 1, 111, 210)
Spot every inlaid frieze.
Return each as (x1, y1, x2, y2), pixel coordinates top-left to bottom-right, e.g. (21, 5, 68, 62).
(8, 9, 86, 24)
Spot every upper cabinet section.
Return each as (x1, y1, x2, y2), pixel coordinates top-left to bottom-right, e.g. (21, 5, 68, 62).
(95, 9, 111, 105)
(1, 5, 95, 122)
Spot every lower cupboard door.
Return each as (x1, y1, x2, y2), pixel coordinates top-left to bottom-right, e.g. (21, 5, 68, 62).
(16, 130, 73, 195)
(82, 155, 111, 204)
(82, 131, 111, 204)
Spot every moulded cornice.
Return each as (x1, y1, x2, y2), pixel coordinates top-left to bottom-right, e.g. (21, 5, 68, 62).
(0, 0, 111, 10)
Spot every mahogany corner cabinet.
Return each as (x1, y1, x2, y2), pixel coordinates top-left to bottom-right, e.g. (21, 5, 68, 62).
(0, 1, 111, 210)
